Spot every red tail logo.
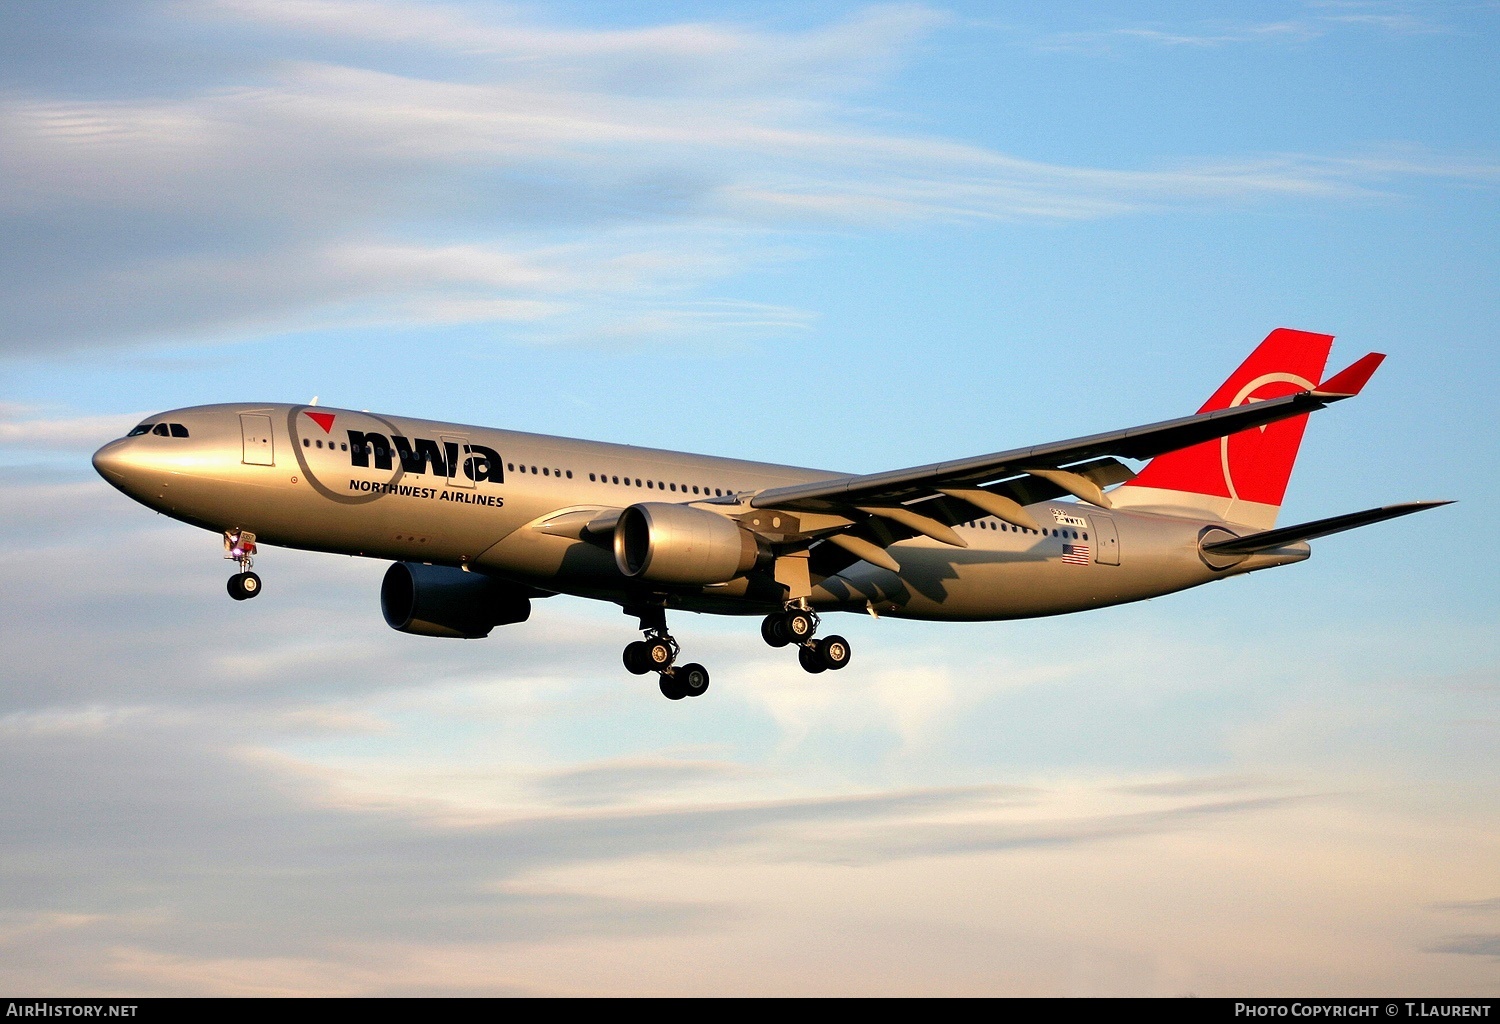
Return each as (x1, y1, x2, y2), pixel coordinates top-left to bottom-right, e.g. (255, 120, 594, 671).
(1125, 329, 1334, 508)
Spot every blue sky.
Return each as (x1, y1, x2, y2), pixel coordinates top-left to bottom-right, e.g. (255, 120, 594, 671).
(0, 0, 1496, 995)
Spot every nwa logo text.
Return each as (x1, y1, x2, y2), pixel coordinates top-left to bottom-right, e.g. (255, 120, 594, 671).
(346, 430, 504, 484)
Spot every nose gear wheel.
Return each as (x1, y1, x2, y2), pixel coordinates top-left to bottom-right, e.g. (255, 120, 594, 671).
(227, 571, 262, 601)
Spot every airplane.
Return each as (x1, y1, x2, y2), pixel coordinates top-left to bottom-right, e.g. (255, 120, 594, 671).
(92, 328, 1448, 700)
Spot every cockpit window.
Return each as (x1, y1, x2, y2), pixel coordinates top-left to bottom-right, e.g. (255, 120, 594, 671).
(170, 423, 189, 437)
(127, 424, 153, 437)
(152, 423, 170, 436)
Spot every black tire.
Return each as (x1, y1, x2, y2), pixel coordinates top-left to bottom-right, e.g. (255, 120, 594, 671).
(240, 572, 262, 599)
(659, 674, 687, 700)
(645, 638, 674, 670)
(677, 663, 710, 697)
(817, 635, 851, 671)
(227, 575, 247, 601)
(761, 614, 790, 648)
(623, 641, 652, 675)
(783, 610, 815, 641)
(798, 645, 827, 674)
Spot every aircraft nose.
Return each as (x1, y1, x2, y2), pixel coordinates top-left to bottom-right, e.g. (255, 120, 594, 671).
(92, 438, 135, 484)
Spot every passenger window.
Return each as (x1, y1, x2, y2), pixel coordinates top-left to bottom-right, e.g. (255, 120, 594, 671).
(635, 479, 641, 487)
(153, 423, 170, 436)
(669, 483, 676, 492)
(566, 470, 573, 479)
(530, 466, 537, 474)
(1083, 532, 1088, 540)
(507, 463, 515, 471)
(692, 486, 699, 494)
(543, 467, 549, 476)
(303, 438, 311, 447)
(341, 443, 347, 451)
(647, 480, 654, 489)
(612, 476, 619, 484)
(127, 424, 152, 437)
(715, 489, 722, 496)
(170, 423, 189, 437)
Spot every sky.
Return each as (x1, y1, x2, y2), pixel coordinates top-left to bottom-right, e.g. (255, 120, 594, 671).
(0, 0, 1496, 996)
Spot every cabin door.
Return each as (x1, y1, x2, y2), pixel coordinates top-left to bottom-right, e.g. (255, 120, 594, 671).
(240, 414, 274, 466)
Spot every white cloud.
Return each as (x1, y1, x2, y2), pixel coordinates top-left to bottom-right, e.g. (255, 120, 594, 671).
(1, 4, 1493, 355)
(1034, 5, 1450, 53)
(0, 468, 1495, 993)
(0, 411, 144, 451)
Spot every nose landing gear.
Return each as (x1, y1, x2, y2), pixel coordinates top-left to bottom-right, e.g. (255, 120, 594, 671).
(624, 605, 710, 700)
(762, 606, 851, 674)
(224, 529, 262, 601)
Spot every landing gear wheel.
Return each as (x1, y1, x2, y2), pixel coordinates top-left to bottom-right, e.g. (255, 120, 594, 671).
(816, 635, 851, 671)
(227, 572, 261, 601)
(761, 614, 790, 649)
(645, 638, 674, 671)
(659, 674, 688, 700)
(798, 644, 828, 674)
(623, 641, 653, 675)
(676, 663, 710, 697)
(783, 610, 816, 642)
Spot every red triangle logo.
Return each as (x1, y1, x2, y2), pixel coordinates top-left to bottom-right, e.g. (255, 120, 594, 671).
(305, 411, 336, 434)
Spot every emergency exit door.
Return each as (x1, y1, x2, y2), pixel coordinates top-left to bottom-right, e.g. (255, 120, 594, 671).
(1092, 513, 1120, 565)
(442, 435, 473, 488)
(240, 414, 274, 466)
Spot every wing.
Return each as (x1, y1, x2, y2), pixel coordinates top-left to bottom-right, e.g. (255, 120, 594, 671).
(750, 356, 1384, 570)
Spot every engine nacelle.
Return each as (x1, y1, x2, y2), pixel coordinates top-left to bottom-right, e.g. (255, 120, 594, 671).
(614, 502, 762, 585)
(380, 562, 531, 639)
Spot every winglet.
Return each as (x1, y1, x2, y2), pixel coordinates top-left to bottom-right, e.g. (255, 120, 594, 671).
(1314, 352, 1385, 397)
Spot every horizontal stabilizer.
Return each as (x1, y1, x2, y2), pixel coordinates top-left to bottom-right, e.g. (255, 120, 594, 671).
(1201, 500, 1452, 555)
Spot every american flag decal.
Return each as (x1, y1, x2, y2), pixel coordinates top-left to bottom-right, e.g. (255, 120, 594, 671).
(1062, 543, 1090, 566)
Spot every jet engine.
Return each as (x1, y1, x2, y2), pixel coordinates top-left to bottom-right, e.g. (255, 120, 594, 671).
(614, 502, 763, 585)
(380, 562, 532, 639)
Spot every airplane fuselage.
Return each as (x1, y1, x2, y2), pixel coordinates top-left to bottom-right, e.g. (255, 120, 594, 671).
(92, 403, 1306, 623)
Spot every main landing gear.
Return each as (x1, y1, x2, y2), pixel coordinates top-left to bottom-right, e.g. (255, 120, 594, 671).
(224, 529, 262, 601)
(762, 606, 851, 674)
(623, 606, 710, 700)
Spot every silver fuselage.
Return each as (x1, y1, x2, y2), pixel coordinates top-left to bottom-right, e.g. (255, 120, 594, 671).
(92, 403, 1307, 620)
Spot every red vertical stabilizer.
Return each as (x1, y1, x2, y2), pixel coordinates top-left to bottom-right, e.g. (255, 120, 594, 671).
(1114, 328, 1335, 529)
